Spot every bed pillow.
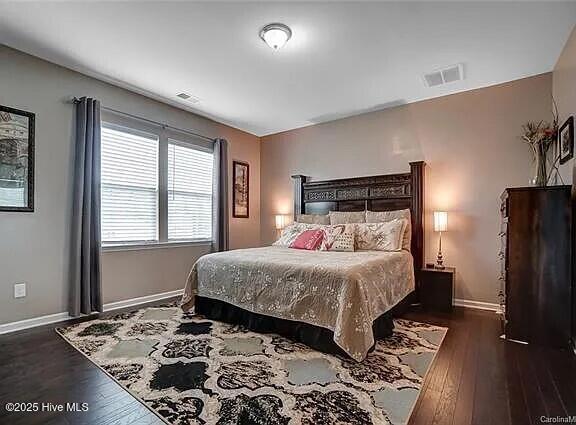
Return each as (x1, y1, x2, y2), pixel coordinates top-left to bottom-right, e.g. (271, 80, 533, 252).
(289, 229, 325, 250)
(296, 214, 330, 225)
(354, 219, 408, 251)
(329, 211, 366, 225)
(319, 225, 355, 252)
(366, 209, 412, 251)
(273, 223, 308, 247)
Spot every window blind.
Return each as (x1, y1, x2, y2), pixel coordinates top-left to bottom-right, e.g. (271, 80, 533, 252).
(100, 125, 159, 243)
(167, 141, 213, 240)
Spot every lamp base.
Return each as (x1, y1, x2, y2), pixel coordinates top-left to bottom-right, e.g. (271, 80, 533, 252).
(436, 250, 444, 269)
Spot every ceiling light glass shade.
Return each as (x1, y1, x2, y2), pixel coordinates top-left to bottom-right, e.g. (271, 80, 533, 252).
(260, 23, 292, 50)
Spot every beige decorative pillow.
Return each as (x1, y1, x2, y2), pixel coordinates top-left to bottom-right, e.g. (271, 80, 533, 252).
(329, 211, 366, 225)
(354, 219, 407, 251)
(366, 209, 412, 251)
(297, 214, 330, 225)
(319, 225, 355, 252)
(273, 223, 312, 247)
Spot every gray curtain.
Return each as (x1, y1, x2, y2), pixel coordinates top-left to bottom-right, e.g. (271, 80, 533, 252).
(70, 97, 102, 316)
(212, 138, 229, 252)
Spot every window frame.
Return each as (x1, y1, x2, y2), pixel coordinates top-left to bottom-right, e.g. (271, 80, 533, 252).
(100, 122, 160, 245)
(166, 138, 214, 242)
(100, 113, 214, 251)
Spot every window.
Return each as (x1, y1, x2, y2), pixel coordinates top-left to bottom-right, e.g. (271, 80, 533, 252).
(100, 121, 213, 246)
(167, 141, 213, 240)
(101, 126, 159, 243)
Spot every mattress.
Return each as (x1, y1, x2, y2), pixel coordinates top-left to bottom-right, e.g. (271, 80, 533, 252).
(181, 246, 415, 361)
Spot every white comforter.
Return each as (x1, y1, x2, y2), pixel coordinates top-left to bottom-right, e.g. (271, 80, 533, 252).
(181, 246, 415, 361)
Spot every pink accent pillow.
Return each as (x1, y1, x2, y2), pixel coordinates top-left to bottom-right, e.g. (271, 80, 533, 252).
(289, 229, 324, 250)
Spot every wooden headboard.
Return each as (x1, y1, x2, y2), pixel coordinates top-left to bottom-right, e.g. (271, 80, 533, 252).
(291, 161, 425, 276)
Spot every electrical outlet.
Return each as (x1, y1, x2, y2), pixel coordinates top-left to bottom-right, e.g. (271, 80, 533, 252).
(14, 283, 26, 298)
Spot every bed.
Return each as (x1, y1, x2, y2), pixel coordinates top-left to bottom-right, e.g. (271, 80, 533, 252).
(181, 161, 425, 361)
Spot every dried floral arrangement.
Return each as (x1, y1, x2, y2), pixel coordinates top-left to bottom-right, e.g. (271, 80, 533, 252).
(520, 104, 560, 186)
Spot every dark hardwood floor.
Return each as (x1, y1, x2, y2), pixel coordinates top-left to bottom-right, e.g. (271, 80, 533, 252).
(1, 302, 575, 425)
(405, 307, 576, 425)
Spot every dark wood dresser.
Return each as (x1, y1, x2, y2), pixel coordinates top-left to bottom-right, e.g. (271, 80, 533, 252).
(500, 186, 571, 347)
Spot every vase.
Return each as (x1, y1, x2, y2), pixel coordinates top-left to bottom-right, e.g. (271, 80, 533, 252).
(531, 144, 548, 187)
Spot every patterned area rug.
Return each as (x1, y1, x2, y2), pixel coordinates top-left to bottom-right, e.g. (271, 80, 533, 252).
(57, 302, 446, 425)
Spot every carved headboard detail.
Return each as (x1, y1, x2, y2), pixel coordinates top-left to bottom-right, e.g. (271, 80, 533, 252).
(291, 161, 425, 290)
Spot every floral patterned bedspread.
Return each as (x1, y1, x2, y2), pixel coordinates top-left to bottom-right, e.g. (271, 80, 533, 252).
(181, 246, 415, 361)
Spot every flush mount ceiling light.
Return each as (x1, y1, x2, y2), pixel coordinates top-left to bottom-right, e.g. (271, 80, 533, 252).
(260, 23, 292, 50)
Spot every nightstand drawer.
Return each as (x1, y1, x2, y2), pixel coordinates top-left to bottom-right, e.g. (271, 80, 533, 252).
(419, 267, 454, 312)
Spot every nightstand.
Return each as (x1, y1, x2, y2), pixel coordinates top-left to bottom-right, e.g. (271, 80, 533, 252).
(419, 267, 454, 312)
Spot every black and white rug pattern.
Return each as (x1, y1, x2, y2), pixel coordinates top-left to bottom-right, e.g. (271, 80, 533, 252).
(57, 303, 446, 425)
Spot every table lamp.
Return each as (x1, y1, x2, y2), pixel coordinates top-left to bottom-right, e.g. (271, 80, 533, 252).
(433, 211, 448, 269)
(275, 215, 288, 231)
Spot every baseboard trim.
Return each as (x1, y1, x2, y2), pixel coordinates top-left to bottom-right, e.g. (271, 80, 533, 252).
(0, 312, 72, 335)
(0, 289, 183, 335)
(103, 289, 183, 312)
(454, 298, 502, 313)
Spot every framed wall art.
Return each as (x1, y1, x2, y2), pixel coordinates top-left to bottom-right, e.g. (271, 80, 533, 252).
(232, 160, 249, 218)
(0, 105, 35, 212)
(559, 116, 574, 165)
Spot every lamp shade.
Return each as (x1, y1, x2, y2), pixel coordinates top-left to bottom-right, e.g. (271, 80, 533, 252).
(433, 211, 448, 232)
(275, 215, 288, 230)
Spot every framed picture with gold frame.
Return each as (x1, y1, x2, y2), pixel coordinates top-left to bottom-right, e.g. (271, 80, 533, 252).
(232, 160, 249, 218)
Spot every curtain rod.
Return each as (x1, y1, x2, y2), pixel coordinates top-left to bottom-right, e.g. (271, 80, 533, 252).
(71, 97, 216, 143)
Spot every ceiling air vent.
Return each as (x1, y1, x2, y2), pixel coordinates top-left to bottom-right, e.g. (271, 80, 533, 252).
(423, 64, 464, 88)
(176, 92, 200, 103)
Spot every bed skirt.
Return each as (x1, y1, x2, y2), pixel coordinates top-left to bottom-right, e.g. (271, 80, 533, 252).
(195, 295, 405, 358)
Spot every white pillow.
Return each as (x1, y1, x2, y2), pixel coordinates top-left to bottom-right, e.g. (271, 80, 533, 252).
(366, 209, 412, 251)
(319, 225, 355, 252)
(273, 223, 305, 247)
(273, 223, 321, 247)
(296, 214, 330, 225)
(354, 219, 408, 251)
(329, 211, 366, 225)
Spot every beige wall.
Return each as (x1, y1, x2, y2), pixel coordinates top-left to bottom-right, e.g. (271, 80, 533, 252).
(261, 74, 553, 304)
(0, 45, 260, 324)
(554, 26, 576, 183)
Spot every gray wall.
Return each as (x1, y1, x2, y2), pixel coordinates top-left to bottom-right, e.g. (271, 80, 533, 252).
(261, 74, 553, 305)
(0, 45, 261, 324)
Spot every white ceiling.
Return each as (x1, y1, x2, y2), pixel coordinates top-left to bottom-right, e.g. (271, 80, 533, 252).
(0, 1, 575, 136)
